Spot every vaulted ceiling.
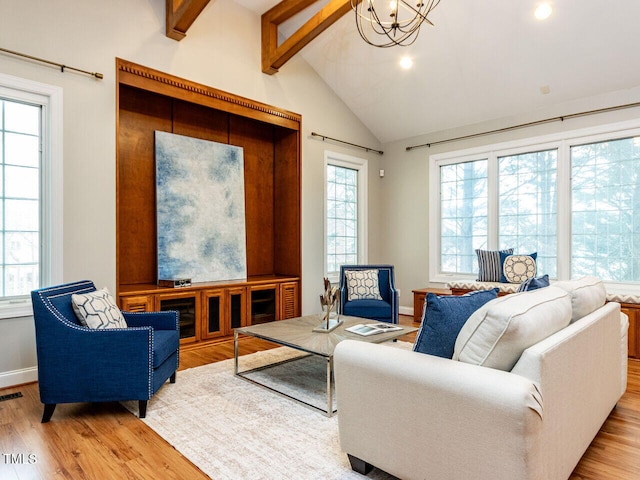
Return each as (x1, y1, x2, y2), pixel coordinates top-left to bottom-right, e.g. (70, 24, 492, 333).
(169, 1, 640, 144)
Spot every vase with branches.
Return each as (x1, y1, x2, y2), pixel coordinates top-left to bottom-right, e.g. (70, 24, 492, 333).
(315, 277, 342, 332)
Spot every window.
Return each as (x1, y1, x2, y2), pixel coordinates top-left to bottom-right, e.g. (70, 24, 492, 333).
(430, 120, 640, 287)
(1, 99, 41, 297)
(0, 74, 62, 318)
(325, 151, 368, 277)
(440, 159, 487, 274)
(571, 137, 640, 282)
(438, 149, 557, 277)
(498, 149, 557, 277)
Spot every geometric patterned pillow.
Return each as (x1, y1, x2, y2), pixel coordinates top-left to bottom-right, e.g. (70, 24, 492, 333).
(345, 269, 383, 301)
(71, 288, 128, 329)
(500, 252, 537, 283)
(476, 248, 513, 282)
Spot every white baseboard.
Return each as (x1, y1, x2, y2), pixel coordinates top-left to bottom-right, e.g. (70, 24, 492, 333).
(0, 367, 37, 389)
(399, 306, 414, 317)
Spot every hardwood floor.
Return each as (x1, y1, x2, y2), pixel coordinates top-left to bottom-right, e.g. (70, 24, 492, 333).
(0, 316, 638, 479)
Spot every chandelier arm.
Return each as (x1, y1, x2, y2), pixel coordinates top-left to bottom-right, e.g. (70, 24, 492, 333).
(376, 22, 420, 47)
(369, 11, 391, 35)
(369, 2, 394, 33)
(385, 28, 421, 46)
(366, 5, 399, 37)
(396, 0, 438, 27)
(353, 1, 401, 28)
(354, 6, 386, 46)
(355, 15, 398, 48)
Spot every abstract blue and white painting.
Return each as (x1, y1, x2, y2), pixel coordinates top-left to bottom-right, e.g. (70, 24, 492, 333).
(155, 131, 247, 283)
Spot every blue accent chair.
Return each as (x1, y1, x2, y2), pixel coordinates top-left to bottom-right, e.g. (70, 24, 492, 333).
(339, 265, 399, 324)
(31, 280, 180, 422)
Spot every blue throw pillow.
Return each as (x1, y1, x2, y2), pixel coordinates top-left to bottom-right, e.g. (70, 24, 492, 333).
(413, 289, 499, 359)
(517, 274, 550, 292)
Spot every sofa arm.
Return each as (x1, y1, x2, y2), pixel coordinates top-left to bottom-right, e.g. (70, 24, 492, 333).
(334, 341, 543, 480)
(123, 310, 179, 331)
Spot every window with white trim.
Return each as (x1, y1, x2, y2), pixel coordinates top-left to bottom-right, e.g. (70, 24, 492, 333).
(571, 137, 640, 281)
(440, 159, 487, 274)
(1, 98, 41, 297)
(325, 151, 368, 277)
(430, 121, 640, 286)
(0, 74, 62, 317)
(498, 149, 557, 278)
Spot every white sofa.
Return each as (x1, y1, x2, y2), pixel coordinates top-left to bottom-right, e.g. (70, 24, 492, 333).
(334, 279, 629, 480)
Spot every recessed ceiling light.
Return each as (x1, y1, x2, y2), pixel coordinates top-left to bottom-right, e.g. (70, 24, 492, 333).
(399, 56, 413, 69)
(535, 3, 552, 20)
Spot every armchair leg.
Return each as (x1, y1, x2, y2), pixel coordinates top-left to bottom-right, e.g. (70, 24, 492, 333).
(170, 372, 176, 383)
(347, 454, 373, 475)
(139, 400, 148, 419)
(42, 404, 56, 423)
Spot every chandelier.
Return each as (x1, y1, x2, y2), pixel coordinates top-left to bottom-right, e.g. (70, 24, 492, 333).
(351, 0, 442, 48)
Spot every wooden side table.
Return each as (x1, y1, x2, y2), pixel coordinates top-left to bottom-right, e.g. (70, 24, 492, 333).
(412, 288, 452, 324)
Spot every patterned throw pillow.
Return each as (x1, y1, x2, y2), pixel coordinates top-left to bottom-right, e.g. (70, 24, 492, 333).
(500, 252, 537, 283)
(71, 288, 128, 329)
(345, 269, 383, 301)
(476, 248, 513, 282)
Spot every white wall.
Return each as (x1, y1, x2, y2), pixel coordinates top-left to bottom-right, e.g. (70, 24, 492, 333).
(381, 87, 640, 312)
(0, 0, 383, 386)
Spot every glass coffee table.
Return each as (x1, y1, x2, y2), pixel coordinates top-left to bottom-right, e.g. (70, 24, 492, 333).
(234, 315, 417, 416)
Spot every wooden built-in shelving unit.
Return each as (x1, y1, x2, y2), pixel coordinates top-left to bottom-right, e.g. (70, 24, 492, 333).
(116, 59, 302, 346)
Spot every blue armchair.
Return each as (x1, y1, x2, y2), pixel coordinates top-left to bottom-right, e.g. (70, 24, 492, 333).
(31, 280, 179, 422)
(339, 265, 399, 324)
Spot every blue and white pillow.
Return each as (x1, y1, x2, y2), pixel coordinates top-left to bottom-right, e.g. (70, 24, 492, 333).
(500, 252, 537, 283)
(345, 269, 383, 301)
(517, 274, 550, 292)
(476, 248, 513, 282)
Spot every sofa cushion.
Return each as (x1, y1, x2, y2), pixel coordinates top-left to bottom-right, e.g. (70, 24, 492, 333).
(345, 269, 383, 301)
(476, 248, 513, 282)
(343, 299, 390, 319)
(553, 276, 606, 322)
(413, 289, 498, 359)
(500, 252, 537, 283)
(71, 288, 128, 329)
(453, 286, 572, 371)
(517, 274, 550, 292)
(153, 330, 180, 368)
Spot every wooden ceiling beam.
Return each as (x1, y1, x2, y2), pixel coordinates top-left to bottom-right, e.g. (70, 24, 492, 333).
(166, 0, 211, 41)
(266, 0, 319, 23)
(262, 0, 354, 74)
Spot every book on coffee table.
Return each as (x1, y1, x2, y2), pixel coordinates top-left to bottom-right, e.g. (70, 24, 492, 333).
(346, 323, 403, 336)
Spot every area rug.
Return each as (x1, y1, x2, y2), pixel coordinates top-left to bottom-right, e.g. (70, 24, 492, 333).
(124, 343, 412, 480)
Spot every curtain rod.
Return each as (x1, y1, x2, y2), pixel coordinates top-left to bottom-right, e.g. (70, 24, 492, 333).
(0, 47, 103, 80)
(405, 101, 640, 151)
(311, 131, 383, 155)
